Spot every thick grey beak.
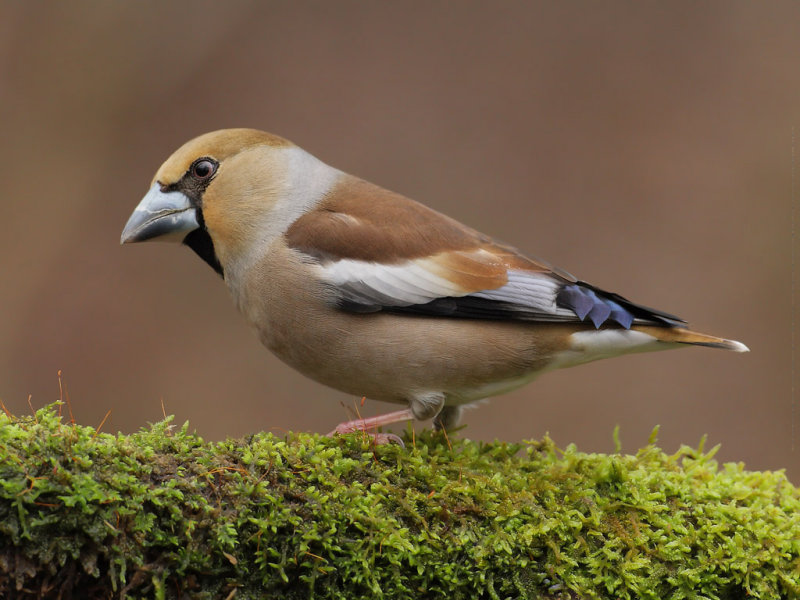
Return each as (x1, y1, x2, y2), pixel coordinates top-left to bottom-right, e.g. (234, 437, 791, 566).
(121, 184, 200, 244)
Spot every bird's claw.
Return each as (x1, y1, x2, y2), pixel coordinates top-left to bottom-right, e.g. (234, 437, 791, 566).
(328, 425, 405, 447)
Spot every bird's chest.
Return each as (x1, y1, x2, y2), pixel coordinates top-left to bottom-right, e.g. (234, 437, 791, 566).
(226, 250, 342, 362)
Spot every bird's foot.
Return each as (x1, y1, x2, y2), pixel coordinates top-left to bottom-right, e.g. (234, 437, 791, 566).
(327, 408, 414, 447)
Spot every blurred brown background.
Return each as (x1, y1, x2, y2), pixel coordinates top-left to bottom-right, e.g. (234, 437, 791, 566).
(1, 2, 797, 481)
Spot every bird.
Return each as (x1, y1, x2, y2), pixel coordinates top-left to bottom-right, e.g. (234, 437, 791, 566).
(121, 128, 748, 443)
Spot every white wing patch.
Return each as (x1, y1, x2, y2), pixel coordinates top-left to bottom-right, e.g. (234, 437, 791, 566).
(472, 270, 574, 318)
(318, 255, 572, 319)
(320, 257, 467, 306)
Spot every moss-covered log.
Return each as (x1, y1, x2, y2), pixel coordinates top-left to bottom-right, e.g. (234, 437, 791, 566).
(0, 405, 798, 599)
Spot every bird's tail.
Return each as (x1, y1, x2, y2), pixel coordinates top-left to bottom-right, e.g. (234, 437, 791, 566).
(634, 325, 749, 352)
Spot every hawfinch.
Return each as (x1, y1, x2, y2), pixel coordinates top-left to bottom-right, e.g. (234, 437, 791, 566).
(121, 129, 748, 439)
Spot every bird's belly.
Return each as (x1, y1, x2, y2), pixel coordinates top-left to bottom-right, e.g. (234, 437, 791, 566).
(256, 307, 564, 406)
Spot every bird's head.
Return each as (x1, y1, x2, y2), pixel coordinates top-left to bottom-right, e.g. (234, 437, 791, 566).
(121, 128, 319, 278)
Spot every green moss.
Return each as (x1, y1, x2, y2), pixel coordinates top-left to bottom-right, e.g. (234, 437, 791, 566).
(0, 404, 798, 599)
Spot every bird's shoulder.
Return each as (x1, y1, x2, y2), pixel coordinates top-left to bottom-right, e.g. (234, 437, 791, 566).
(285, 174, 556, 274)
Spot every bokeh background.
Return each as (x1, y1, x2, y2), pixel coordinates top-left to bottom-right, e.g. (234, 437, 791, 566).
(1, 2, 797, 481)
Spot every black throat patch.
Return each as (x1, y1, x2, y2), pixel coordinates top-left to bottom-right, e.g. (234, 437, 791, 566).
(165, 158, 224, 278)
(183, 225, 223, 277)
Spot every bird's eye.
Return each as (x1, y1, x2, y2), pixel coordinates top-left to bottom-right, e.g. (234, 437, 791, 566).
(191, 158, 217, 180)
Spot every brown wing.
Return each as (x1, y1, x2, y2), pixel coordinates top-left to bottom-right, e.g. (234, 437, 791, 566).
(286, 175, 683, 328)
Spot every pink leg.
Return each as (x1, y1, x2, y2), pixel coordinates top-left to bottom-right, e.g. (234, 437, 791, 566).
(328, 408, 414, 446)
